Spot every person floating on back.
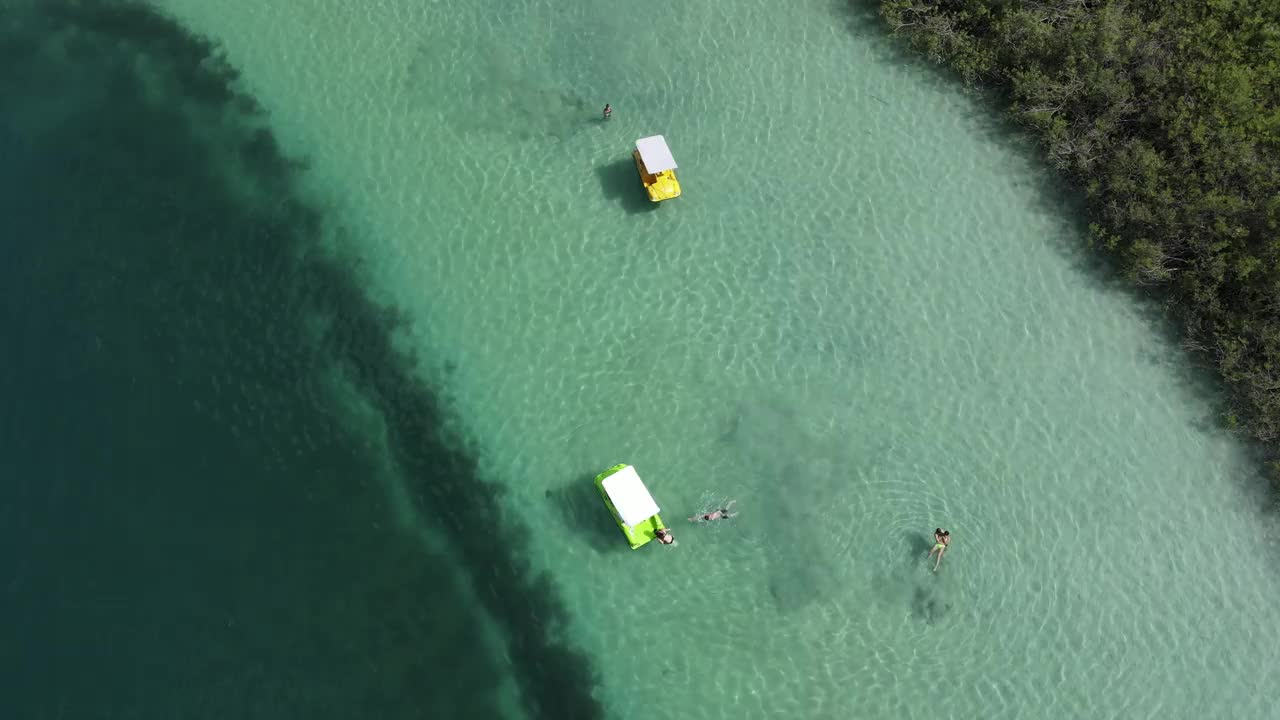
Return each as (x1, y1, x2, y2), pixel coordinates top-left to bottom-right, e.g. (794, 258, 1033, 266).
(602, 103, 612, 120)
(928, 528, 951, 572)
(689, 500, 737, 522)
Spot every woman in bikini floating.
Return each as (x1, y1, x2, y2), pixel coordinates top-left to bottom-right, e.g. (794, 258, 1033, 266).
(928, 528, 951, 572)
(689, 500, 737, 522)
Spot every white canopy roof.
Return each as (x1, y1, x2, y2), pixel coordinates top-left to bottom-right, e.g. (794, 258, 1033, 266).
(602, 465, 661, 527)
(635, 135, 677, 173)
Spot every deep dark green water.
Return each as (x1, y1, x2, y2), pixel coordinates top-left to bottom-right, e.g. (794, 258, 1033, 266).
(0, 3, 592, 718)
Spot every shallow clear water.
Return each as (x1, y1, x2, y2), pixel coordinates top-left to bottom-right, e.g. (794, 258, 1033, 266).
(49, 0, 1280, 717)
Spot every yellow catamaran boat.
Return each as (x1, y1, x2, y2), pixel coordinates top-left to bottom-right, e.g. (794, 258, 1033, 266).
(632, 135, 681, 202)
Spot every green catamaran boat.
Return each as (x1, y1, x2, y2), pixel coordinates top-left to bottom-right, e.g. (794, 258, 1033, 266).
(594, 464, 668, 549)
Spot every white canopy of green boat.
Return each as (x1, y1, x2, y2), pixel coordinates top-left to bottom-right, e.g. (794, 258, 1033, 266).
(601, 465, 661, 527)
(635, 135, 677, 173)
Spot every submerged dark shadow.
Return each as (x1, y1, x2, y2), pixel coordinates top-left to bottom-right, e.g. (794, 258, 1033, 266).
(546, 474, 627, 554)
(911, 583, 951, 625)
(0, 2, 603, 719)
(903, 530, 932, 557)
(595, 157, 658, 215)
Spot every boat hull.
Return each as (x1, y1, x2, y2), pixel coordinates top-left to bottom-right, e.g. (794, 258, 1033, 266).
(632, 150, 681, 202)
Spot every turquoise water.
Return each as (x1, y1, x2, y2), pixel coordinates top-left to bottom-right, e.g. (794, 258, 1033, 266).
(8, 0, 1280, 717)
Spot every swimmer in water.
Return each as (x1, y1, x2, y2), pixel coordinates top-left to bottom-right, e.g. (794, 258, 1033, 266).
(928, 528, 950, 572)
(602, 103, 612, 120)
(689, 500, 737, 522)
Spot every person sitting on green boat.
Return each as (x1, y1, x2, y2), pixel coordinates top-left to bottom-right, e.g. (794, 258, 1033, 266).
(689, 500, 737, 522)
(655, 528, 676, 545)
(928, 528, 950, 572)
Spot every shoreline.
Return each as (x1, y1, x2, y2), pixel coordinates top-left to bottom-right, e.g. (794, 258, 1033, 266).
(876, 0, 1280, 488)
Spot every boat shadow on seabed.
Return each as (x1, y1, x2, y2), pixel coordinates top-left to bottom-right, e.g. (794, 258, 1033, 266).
(595, 157, 660, 215)
(546, 474, 632, 553)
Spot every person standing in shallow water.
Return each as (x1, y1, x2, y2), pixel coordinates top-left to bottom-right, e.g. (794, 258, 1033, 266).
(602, 103, 612, 120)
(928, 528, 950, 572)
